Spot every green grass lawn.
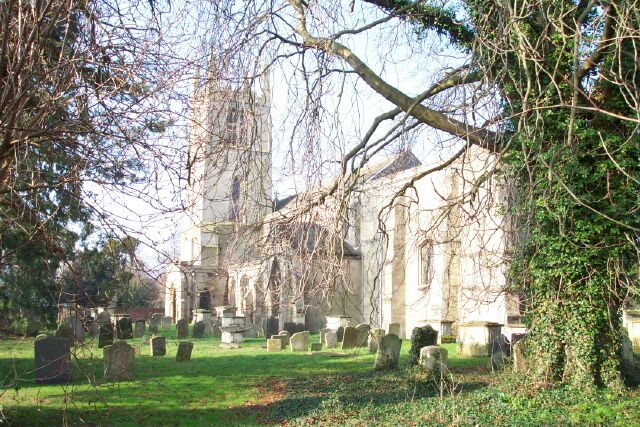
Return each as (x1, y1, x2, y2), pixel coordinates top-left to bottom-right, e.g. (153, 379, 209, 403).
(1, 328, 639, 426)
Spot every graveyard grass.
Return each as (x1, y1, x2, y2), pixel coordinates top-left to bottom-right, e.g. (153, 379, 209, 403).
(1, 329, 639, 426)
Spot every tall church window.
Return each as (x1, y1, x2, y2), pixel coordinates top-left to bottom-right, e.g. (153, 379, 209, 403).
(420, 241, 434, 289)
(230, 176, 241, 220)
(225, 101, 245, 145)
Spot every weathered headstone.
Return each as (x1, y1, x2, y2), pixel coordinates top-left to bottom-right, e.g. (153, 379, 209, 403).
(177, 318, 189, 339)
(273, 334, 288, 348)
(262, 316, 279, 341)
(355, 324, 370, 347)
(408, 325, 438, 365)
(375, 334, 402, 370)
(278, 330, 290, 344)
(98, 323, 114, 348)
(341, 326, 358, 349)
(290, 331, 309, 352)
(149, 313, 162, 333)
(336, 326, 344, 342)
(116, 316, 133, 339)
(192, 321, 206, 338)
(61, 315, 84, 342)
(176, 341, 194, 362)
(161, 316, 172, 329)
(490, 334, 511, 370)
(419, 345, 449, 377)
(55, 324, 74, 342)
(35, 336, 72, 384)
(325, 331, 338, 349)
(319, 328, 331, 345)
(311, 342, 322, 351)
(512, 337, 528, 373)
(368, 328, 385, 353)
(134, 319, 145, 338)
(267, 338, 283, 352)
(103, 341, 134, 381)
(150, 335, 166, 356)
(388, 322, 401, 337)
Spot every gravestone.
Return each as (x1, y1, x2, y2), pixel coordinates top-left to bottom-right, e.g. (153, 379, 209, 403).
(149, 313, 162, 333)
(325, 331, 338, 349)
(419, 345, 449, 377)
(103, 341, 134, 381)
(341, 326, 358, 349)
(368, 328, 385, 353)
(490, 334, 511, 370)
(150, 335, 166, 356)
(116, 316, 133, 339)
(290, 332, 309, 352)
(311, 342, 322, 351)
(408, 325, 438, 366)
(278, 330, 290, 343)
(61, 315, 84, 342)
(273, 334, 288, 348)
(134, 319, 145, 338)
(388, 322, 400, 336)
(176, 341, 194, 362)
(355, 324, 370, 347)
(262, 316, 279, 341)
(35, 336, 72, 384)
(319, 328, 331, 345)
(55, 324, 74, 342)
(375, 334, 402, 370)
(177, 318, 189, 339)
(512, 337, 528, 373)
(336, 326, 344, 342)
(192, 321, 206, 338)
(98, 323, 114, 348)
(161, 316, 172, 329)
(267, 338, 282, 352)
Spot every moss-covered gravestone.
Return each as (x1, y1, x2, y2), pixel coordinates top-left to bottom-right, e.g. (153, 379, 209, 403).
(98, 323, 114, 348)
(103, 341, 134, 381)
(150, 335, 166, 356)
(192, 321, 206, 338)
(35, 336, 72, 384)
(407, 325, 438, 366)
(116, 316, 133, 339)
(375, 334, 402, 370)
(342, 326, 357, 349)
(177, 318, 189, 339)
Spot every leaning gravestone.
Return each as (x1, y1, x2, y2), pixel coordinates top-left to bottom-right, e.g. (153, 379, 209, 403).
(375, 334, 402, 370)
(336, 326, 345, 342)
(116, 316, 133, 339)
(103, 341, 134, 381)
(490, 334, 511, 370)
(388, 322, 401, 336)
(419, 345, 449, 377)
(35, 336, 72, 384)
(342, 326, 358, 349)
(176, 341, 194, 362)
(267, 338, 282, 352)
(368, 328, 385, 353)
(355, 324, 370, 347)
(98, 323, 114, 348)
(134, 319, 145, 338)
(319, 328, 331, 345)
(177, 319, 189, 339)
(192, 321, 206, 338)
(161, 316, 172, 329)
(55, 324, 75, 342)
(150, 335, 166, 356)
(290, 332, 309, 352)
(325, 331, 338, 349)
(408, 325, 438, 366)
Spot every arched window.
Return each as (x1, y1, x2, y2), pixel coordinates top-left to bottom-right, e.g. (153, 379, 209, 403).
(230, 176, 240, 219)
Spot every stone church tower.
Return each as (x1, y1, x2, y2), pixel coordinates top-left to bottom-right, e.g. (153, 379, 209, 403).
(165, 59, 272, 322)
